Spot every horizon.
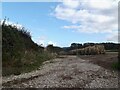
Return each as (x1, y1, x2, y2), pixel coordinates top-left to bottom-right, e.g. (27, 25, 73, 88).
(2, 0, 119, 47)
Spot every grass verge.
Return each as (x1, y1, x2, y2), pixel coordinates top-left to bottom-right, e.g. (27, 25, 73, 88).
(112, 62, 120, 71)
(2, 51, 55, 76)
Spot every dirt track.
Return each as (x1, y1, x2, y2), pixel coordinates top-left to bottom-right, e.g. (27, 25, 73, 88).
(79, 52, 118, 71)
(2, 55, 118, 88)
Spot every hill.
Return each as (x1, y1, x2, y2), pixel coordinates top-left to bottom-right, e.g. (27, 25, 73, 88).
(2, 19, 53, 76)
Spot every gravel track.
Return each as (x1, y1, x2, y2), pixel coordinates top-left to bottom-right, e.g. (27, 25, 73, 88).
(2, 56, 118, 88)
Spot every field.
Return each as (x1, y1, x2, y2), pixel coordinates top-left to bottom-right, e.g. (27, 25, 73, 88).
(2, 19, 119, 88)
(79, 52, 119, 71)
(3, 52, 119, 88)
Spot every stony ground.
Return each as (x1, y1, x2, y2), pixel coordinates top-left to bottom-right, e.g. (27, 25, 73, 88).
(79, 52, 118, 71)
(2, 56, 118, 88)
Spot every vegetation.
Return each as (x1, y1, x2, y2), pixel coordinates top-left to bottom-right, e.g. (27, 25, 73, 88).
(112, 47, 120, 71)
(2, 18, 120, 75)
(2, 19, 54, 76)
(112, 62, 120, 71)
(69, 45, 105, 55)
(46, 44, 62, 55)
(60, 42, 119, 55)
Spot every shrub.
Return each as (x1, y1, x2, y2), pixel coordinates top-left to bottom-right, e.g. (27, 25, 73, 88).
(112, 62, 120, 71)
(2, 20, 53, 76)
(69, 45, 105, 55)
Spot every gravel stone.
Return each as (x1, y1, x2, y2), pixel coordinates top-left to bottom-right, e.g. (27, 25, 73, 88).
(2, 56, 118, 88)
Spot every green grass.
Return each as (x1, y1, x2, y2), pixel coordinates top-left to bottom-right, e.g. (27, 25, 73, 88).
(2, 51, 54, 76)
(2, 22, 55, 76)
(112, 62, 120, 71)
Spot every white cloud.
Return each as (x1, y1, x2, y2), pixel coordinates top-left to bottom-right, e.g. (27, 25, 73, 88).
(53, 0, 119, 42)
(1, 20, 23, 29)
(34, 36, 58, 47)
(62, 0, 80, 9)
(106, 31, 119, 42)
(34, 36, 46, 46)
(88, 0, 113, 9)
(47, 41, 57, 46)
(107, 35, 118, 42)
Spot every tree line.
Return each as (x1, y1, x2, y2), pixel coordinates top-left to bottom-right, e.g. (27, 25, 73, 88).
(46, 42, 119, 55)
(69, 45, 105, 55)
(1, 18, 120, 75)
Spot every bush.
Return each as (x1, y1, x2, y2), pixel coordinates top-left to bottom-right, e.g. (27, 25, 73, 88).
(2, 20, 53, 76)
(112, 62, 120, 71)
(69, 45, 105, 55)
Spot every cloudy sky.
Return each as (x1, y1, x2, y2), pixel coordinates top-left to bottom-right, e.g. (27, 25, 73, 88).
(2, 0, 119, 47)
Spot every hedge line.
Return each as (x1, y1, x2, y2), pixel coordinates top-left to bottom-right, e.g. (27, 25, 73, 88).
(69, 45, 105, 55)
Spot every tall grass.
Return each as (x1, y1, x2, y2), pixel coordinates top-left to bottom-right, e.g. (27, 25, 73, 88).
(69, 45, 105, 55)
(2, 49, 54, 76)
(2, 20, 54, 76)
(112, 62, 120, 71)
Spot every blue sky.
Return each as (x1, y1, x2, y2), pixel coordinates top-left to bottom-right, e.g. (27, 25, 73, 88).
(2, 1, 118, 47)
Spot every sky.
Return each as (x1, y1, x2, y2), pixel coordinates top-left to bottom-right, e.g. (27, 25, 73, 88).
(2, 0, 119, 47)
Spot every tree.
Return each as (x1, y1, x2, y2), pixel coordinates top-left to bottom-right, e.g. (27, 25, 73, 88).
(46, 44, 54, 53)
(70, 43, 82, 50)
